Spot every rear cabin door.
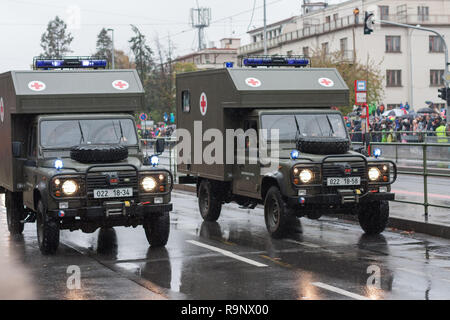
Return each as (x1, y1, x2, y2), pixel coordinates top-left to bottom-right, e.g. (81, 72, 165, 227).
(233, 119, 260, 198)
(23, 124, 38, 210)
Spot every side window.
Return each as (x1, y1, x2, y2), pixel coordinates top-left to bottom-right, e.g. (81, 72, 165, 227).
(28, 125, 37, 158)
(244, 120, 258, 149)
(182, 90, 190, 113)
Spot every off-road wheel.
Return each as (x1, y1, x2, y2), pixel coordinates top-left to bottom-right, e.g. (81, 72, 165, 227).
(5, 191, 25, 235)
(70, 144, 128, 163)
(297, 137, 350, 155)
(358, 200, 389, 235)
(198, 180, 222, 222)
(144, 211, 170, 247)
(264, 186, 292, 238)
(36, 200, 60, 255)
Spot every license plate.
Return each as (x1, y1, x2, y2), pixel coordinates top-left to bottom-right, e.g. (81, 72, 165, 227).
(94, 188, 133, 199)
(327, 177, 361, 186)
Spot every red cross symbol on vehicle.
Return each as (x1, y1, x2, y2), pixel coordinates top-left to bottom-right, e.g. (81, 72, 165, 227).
(30, 82, 43, 90)
(200, 95, 207, 113)
(247, 78, 260, 86)
(320, 78, 332, 86)
(114, 81, 127, 89)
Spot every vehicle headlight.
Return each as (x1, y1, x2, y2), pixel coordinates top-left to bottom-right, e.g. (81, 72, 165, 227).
(142, 176, 157, 192)
(61, 180, 78, 196)
(368, 167, 381, 181)
(299, 169, 313, 183)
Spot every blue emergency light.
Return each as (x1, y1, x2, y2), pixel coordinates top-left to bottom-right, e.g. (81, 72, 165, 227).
(243, 55, 309, 68)
(34, 57, 108, 70)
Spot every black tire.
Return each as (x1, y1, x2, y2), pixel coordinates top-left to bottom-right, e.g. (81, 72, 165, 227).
(70, 144, 128, 163)
(5, 191, 24, 235)
(297, 137, 350, 155)
(264, 186, 291, 238)
(358, 200, 389, 235)
(36, 200, 60, 255)
(198, 180, 222, 222)
(144, 211, 170, 247)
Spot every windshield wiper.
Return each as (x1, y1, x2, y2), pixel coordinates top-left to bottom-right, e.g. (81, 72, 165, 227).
(118, 120, 125, 143)
(293, 115, 302, 146)
(78, 121, 85, 144)
(325, 115, 335, 137)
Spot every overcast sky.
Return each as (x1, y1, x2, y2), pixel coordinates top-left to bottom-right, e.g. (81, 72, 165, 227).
(0, 0, 344, 72)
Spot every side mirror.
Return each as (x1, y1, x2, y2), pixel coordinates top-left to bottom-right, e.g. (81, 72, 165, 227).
(155, 138, 165, 154)
(12, 142, 22, 158)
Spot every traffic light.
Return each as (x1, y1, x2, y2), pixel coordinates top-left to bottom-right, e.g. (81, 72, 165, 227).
(438, 87, 447, 101)
(364, 12, 374, 35)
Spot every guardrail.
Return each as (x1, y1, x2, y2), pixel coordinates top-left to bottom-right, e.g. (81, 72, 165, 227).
(368, 141, 450, 218)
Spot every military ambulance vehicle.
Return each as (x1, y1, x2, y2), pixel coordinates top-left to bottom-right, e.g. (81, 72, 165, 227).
(0, 58, 173, 254)
(177, 56, 396, 238)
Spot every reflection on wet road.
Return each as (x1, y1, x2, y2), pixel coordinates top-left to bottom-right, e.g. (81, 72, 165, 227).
(1, 191, 450, 300)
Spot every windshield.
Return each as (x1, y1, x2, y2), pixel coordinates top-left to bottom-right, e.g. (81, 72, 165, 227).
(40, 119, 138, 148)
(261, 113, 347, 141)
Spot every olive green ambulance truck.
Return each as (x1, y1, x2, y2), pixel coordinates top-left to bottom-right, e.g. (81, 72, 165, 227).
(0, 58, 173, 254)
(176, 56, 397, 238)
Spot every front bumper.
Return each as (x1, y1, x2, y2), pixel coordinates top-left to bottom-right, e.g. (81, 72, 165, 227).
(50, 202, 172, 220)
(287, 192, 395, 207)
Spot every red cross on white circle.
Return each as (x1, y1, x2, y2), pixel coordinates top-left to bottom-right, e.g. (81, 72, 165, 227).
(112, 80, 129, 90)
(28, 80, 46, 91)
(200, 92, 207, 116)
(318, 77, 334, 87)
(0, 97, 4, 123)
(245, 77, 262, 88)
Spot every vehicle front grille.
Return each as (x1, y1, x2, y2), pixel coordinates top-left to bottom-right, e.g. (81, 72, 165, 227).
(322, 161, 367, 192)
(86, 170, 138, 200)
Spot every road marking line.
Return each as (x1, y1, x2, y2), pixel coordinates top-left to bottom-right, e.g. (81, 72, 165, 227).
(312, 282, 370, 300)
(397, 268, 450, 284)
(186, 240, 268, 267)
(284, 239, 321, 248)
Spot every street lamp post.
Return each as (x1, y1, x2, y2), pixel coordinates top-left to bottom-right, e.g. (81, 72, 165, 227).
(107, 28, 115, 69)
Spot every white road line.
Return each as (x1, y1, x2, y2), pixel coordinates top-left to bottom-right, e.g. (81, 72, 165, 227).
(284, 239, 321, 248)
(397, 267, 450, 284)
(312, 282, 370, 300)
(186, 240, 268, 268)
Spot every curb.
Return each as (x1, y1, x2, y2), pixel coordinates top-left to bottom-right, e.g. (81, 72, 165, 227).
(172, 184, 450, 240)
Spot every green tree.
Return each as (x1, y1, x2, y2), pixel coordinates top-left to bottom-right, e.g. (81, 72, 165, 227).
(128, 24, 154, 83)
(310, 49, 384, 114)
(95, 28, 113, 64)
(40, 16, 73, 58)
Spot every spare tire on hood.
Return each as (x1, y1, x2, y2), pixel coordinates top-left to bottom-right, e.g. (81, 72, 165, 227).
(70, 144, 128, 163)
(296, 137, 350, 155)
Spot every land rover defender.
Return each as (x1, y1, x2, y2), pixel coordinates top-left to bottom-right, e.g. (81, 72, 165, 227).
(176, 56, 397, 238)
(0, 58, 173, 254)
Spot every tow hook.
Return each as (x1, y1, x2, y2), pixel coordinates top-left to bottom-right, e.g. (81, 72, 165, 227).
(21, 212, 36, 224)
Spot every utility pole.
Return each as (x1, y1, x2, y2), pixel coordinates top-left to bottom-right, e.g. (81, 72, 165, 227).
(107, 28, 115, 69)
(263, 0, 267, 55)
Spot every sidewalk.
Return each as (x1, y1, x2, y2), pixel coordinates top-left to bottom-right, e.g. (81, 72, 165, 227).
(173, 184, 450, 240)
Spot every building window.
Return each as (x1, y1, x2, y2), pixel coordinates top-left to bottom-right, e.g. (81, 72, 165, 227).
(181, 90, 190, 113)
(287, 50, 293, 57)
(333, 13, 339, 21)
(430, 70, 444, 86)
(386, 36, 401, 52)
(430, 36, 445, 52)
(322, 42, 329, 55)
(386, 70, 402, 87)
(379, 6, 389, 20)
(325, 16, 331, 24)
(340, 38, 348, 53)
(387, 104, 401, 109)
(418, 6, 429, 21)
(253, 36, 257, 43)
(302, 46, 309, 57)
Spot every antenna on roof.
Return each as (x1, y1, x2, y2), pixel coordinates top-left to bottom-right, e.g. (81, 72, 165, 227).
(190, 5, 211, 51)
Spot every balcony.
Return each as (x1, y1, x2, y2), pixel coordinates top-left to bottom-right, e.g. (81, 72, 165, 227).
(238, 14, 450, 56)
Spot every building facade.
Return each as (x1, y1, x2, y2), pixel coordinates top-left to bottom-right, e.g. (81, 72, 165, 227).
(238, 0, 450, 111)
(174, 38, 240, 70)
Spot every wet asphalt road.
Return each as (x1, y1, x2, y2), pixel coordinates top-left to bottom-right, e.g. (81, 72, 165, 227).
(1, 189, 450, 300)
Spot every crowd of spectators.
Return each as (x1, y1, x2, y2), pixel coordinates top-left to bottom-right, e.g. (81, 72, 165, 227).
(345, 103, 449, 143)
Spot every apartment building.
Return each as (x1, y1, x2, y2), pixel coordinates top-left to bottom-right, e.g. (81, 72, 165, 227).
(238, 0, 450, 110)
